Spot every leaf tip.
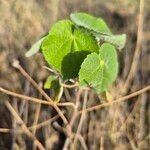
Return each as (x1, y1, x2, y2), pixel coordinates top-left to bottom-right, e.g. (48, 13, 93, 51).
(25, 51, 31, 57)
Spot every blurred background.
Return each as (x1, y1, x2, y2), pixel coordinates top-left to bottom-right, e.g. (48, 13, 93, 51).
(0, 0, 149, 149)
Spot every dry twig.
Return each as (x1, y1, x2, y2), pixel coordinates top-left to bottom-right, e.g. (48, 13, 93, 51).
(122, 0, 145, 94)
(0, 113, 61, 134)
(74, 89, 88, 146)
(12, 59, 68, 125)
(63, 89, 83, 150)
(77, 85, 150, 115)
(5, 101, 45, 150)
(0, 87, 75, 108)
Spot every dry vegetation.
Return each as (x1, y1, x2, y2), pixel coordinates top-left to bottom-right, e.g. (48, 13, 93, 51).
(0, 0, 150, 150)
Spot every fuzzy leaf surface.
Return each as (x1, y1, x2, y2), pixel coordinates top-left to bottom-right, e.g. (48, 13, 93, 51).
(41, 20, 99, 78)
(94, 33, 126, 50)
(71, 12, 126, 50)
(79, 43, 118, 93)
(70, 12, 111, 35)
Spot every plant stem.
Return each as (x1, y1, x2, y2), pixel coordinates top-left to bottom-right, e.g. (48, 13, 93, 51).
(77, 85, 150, 115)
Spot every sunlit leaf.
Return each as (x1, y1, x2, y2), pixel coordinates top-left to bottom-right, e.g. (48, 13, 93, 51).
(41, 20, 99, 79)
(70, 12, 126, 50)
(79, 43, 118, 93)
(94, 33, 126, 50)
(70, 12, 111, 35)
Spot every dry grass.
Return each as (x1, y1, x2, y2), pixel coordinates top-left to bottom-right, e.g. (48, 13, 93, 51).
(0, 0, 150, 149)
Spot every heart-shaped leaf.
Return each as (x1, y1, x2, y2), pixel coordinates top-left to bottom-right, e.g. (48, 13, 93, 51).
(79, 43, 118, 93)
(70, 12, 126, 50)
(61, 51, 90, 79)
(41, 20, 99, 78)
(70, 12, 111, 35)
(93, 33, 126, 50)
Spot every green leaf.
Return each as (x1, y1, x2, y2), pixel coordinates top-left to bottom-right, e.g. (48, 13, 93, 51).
(44, 75, 60, 91)
(61, 51, 90, 79)
(44, 76, 57, 89)
(70, 12, 111, 35)
(94, 33, 126, 50)
(41, 20, 73, 71)
(79, 43, 118, 93)
(70, 12, 126, 50)
(73, 28, 99, 51)
(25, 36, 46, 57)
(41, 20, 99, 78)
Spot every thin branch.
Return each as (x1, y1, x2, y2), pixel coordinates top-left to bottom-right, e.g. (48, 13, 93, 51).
(119, 99, 140, 131)
(0, 112, 61, 133)
(77, 85, 150, 116)
(63, 89, 83, 150)
(74, 89, 88, 146)
(43, 66, 59, 76)
(122, 0, 145, 94)
(57, 102, 75, 108)
(53, 121, 88, 150)
(12, 60, 52, 103)
(5, 101, 45, 150)
(12, 59, 68, 125)
(138, 93, 147, 147)
(60, 82, 79, 88)
(32, 103, 41, 139)
(76, 134, 88, 150)
(0, 87, 75, 108)
(100, 136, 104, 150)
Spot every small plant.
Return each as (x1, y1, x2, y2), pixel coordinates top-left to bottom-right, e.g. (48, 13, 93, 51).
(26, 12, 126, 94)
